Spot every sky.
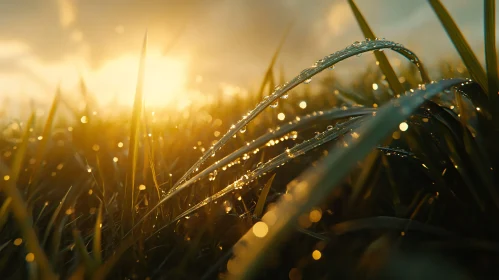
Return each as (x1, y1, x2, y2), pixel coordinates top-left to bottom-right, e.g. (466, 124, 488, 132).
(0, 0, 493, 111)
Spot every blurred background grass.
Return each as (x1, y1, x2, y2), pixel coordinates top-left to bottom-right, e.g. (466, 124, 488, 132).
(0, 0, 498, 280)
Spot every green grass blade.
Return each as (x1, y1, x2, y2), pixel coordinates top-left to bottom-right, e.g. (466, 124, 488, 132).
(347, 0, 409, 94)
(124, 31, 147, 231)
(73, 229, 95, 274)
(0, 113, 35, 231)
(12, 112, 35, 182)
(253, 174, 276, 218)
(93, 202, 103, 264)
(28, 87, 60, 198)
(428, 0, 488, 91)
(484, 0, 499, 132)
(257, 23, 293, 100)
(42, 186, 73, 246)
(0, 197, 11, 232)
(226, 78, 465, 280)
(50, 215, 68, 265)
(93, 234, 137, 280)
(0, 175, 56, 278)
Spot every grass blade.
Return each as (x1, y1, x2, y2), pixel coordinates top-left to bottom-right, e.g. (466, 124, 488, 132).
(73, 229, 95, 274)
(28, 88, 60, 198)
(226, 79, 465, 280)
(124, 31, 147, 231)
(12, 112, 35, 182)
(0, 174, 56, 278)
(131, 40, 428, 236)
(253, 174, 276, 218)
(257, 22, 293, 100)
(428, 0, 488, 91)
(0, 197, 11, 231)
(93, 202, 103, 264)
(42, 186, 73, 246)
(484, 0, 499, 134)
(347, 0, 413, 94)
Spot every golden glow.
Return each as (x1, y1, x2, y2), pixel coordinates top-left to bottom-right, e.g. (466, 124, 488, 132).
(90, 50, 189, 107)
(309, 209, 322, 222)
(299, 101, 307, 109)
(252, 221, 269, 238)
(25, 253, 35, 262)
(3, 175, 10, 181)
(312, 250, 322, 260)
(277, 113, 285, 120)
(139, 184, 146, 190)
(13, 238, 23, 246)
(399, 122, 409, 131)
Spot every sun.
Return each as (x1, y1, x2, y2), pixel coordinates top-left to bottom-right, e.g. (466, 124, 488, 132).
(89, 49, 189, 107)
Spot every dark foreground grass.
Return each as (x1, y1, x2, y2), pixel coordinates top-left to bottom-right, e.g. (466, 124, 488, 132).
(1, 0, 499, 279)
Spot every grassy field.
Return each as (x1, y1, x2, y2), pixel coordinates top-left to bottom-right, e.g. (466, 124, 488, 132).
(1, 0, 499, 279)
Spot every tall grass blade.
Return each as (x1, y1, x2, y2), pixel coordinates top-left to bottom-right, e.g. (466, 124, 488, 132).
(253, 174, 276, 218)
(257, 23, 293, 101)
(12, 112, 35, 182)
(484, 0, 499, 132)
(428, 0, 488, 90)
(347, 0, 420, 94)
(93, 234, 137, 280)
(93, 202, 103, 264)
(124, 31, 147, 230)
(72, 229, 95, 274)
(42, 186, 73, 246)
(0, 174, 56, 278)
(0, 197, 11, 232)
(28, 88, 60, 198)
(226, 78, 465, 280)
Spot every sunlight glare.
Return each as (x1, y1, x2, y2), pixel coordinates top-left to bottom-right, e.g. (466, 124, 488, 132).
(90, 49, 189, 107)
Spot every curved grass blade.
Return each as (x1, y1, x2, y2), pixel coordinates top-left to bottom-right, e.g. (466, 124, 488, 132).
(226, 79, 465, 280)
(160, 107, 373, 191)
(172, 40, 428, 193)
(253, 174, 276, 218)
(147, 108, 374, 223)
(130, 41, 429, 237)
(347, 0, 427, 94)
(428, 0, 488, 91)
(146, 117, 368, 240)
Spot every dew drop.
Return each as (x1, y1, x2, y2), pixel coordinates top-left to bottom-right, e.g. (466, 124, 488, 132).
(240, 126, 247, 133)
(270, 101, 279, 108)
(304, 78, 312, 84)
